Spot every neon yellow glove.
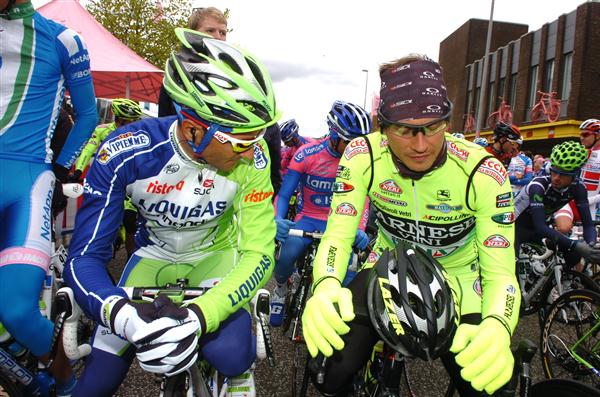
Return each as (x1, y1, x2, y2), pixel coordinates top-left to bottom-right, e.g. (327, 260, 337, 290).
(449, 317, 513, 395)
(301, 278, 355, 358)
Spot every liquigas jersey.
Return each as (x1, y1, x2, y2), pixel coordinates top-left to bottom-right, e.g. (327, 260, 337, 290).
(65, 116, 276, 332)
(315, 132, 520, 334)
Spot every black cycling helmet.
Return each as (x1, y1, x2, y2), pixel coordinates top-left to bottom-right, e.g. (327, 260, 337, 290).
(366, 242, 459, 361)
(493, 121, 521, 142)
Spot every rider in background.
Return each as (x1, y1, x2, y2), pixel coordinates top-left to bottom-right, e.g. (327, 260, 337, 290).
(65, 29, 278, 397)
(270, 101, 371, 326)
(485, 121, 521, 168)
(279, 119, 315, 176)
(473, 137, 488, 147)
(507, 140, 533, 197)
(514, 141, 600, 268)
(0, 1, 97, 395)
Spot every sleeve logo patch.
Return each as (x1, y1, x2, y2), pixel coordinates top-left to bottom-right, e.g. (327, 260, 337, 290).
(333, 182, 354, 193)
(448, 142, 469, 162)
(491, 212, 515, 225)
(335, 202, 358, 216)
(253, 144, 268, 170)
(379, 179, 403, 195)
(343, 138, 369, 160)
(97, 131, 150, 164)
(483, 234, 510, 248)
(477, 158, 507, 185)
(496, 192, 512, 208)
(336, 165, 351, 180)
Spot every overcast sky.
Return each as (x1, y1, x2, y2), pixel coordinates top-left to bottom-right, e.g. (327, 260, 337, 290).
(33, 0, 589, 136)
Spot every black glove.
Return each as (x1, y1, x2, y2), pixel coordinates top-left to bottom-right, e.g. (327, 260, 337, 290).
(573, 242, 600, 263)
(68, 169, 83, 183)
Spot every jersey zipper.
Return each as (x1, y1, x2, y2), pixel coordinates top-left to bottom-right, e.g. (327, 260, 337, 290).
(413, 180, 420, 243)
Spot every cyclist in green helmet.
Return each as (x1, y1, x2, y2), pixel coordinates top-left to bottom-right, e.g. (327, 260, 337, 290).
(514, 141, 600, 268)
(65, 28, 279, 396)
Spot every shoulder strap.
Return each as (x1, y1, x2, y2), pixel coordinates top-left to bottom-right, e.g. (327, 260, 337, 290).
(466, 155, 494, 212)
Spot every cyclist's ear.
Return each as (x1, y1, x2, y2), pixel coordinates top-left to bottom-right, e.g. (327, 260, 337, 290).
(180, 119, 207, 145)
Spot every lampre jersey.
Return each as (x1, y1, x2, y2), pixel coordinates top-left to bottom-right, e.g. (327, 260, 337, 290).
(65, 116, 276, 333)
(314, 132, 520, 334)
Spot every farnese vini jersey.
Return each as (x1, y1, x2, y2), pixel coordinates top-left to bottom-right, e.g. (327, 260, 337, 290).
(314, 132, 520, 334)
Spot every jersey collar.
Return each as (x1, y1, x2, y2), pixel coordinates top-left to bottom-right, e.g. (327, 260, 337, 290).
(4, 1, 34, 20)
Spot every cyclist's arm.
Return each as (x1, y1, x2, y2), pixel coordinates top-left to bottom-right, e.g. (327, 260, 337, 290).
(512, 157, 533, 186)
(527, 183, 577, 251)
(54, 29, 98, 168)
(64, 149, 129, 326)
(191, 141, 276, 333)
(472, 158, 521, 334)
(313, 138, 370, 288)
(74, 125, 110, 172)
(574, 183, 597, 245)
(276, 170, 301, 218)
(357, 197, 370, 231)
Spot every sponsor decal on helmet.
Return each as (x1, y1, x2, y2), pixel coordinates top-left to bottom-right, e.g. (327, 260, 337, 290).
(336, 165, 351, 180)
(378, 278, 405, 335)
(491, 212, 515, 225)
(426, 203, 463, 213)
(447, 142, 469, 162)
(379, 179, 402, 195)
(97, 131, 150, 164)
(477, 158, 507, 185)
(253, 144, 268, 170)
(483, 234, 510, 248)
(373, 192, 407, 206)
(496, 192, 512, 208)
(344, 139, 369, 160)
(332, 181, 354, 193)
(437, 190, 451, 201)
(335, 202, 358, 216)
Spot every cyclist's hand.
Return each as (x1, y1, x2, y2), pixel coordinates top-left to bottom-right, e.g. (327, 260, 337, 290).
(574, 241, 600, 263)
(109, 297, 164, 343)
(302, 278, 354, 358)
(275, 218, 295, 242)
(353, 230, 369, 251)
(449, 317, 513, 394)
(133, 301, 204, 376)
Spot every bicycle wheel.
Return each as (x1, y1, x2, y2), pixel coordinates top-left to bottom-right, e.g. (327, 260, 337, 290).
(531, 378, 600, 397)
(536, 269, 600, 319)
(540, 289, 600, 388)
(547, 102, 560, 123)
(531, 106, 543, 122)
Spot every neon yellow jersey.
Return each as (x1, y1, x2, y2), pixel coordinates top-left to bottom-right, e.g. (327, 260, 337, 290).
(314, 132, 520, 334)
(74, 122, 116, 172)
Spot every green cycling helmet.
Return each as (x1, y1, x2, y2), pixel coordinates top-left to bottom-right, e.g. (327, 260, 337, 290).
(164, 28, 281, 132)
(112, 98, 142, 120)
(550, 141, 588, 172)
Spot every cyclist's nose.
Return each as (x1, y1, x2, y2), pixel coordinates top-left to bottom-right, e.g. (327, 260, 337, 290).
(411, 131, 428, 152)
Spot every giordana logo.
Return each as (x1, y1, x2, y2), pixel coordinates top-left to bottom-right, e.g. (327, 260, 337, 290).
(379, 179, 402, 195)
(146, 180, 185, 194)
(335, 202, 357, 216)
(97, 132, 150, 164)
(437, 190, 450, 201)
(483, 234, 510, 248)
(165, 163, 180, 174)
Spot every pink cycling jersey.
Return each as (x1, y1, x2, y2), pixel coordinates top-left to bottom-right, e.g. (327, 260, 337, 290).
(280, 136, 317, 177)
(288, 139, 368, 228)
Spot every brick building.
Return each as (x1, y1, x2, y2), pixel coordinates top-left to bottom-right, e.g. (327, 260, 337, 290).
(439, 1, 600, 155)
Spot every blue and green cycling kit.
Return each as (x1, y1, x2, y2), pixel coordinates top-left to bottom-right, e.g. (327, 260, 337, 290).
(0, 1, 97, 356)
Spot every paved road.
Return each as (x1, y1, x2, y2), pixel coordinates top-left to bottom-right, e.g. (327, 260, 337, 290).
(100, 249, 545, 397)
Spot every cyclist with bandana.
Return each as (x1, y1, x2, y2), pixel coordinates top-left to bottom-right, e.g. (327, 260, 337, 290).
(301, 55, 520, 397)
(65, 29, 278, 397)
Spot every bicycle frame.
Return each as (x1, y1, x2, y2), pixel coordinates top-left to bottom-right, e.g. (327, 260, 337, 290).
(569, 316, 600, 377)
(531, 91, 560, 123)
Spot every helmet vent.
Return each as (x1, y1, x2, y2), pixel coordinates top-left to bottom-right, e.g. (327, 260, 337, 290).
(218, 52, 243, 75)
(246, 58, 268, 95)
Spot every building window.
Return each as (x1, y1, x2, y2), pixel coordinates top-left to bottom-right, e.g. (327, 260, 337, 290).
(488, 82, 495, 113)
(528, 65, 539, 109)
(509, 74, 517, 107)
(561, 52, 572, 101)
(543, 59, 554, 93)
(466, 90, 472, 114)
(497, 78, 505, 106)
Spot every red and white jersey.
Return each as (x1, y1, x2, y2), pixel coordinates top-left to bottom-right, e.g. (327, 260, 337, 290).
(578, 147, 600, 219)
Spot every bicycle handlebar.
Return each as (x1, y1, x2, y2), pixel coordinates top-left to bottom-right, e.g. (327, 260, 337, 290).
(62, 183, 83, 199)
(56, 287, 92, 360)
(288, 229, 324, 239)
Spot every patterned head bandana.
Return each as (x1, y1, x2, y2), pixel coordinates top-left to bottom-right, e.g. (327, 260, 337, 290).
(379, 59, 451, 124)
